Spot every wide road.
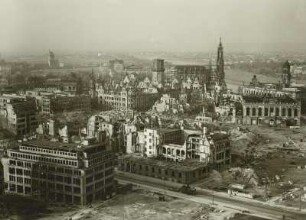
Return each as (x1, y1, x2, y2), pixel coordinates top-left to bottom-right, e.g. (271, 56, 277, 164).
(115, 171, 306, 220)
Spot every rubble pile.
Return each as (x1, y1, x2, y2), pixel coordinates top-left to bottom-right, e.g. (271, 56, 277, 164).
(228, 167, 259, 187)
(191, 206, 215, 220)
(210, 170, 224, 186)
(229, 127, 258, 154)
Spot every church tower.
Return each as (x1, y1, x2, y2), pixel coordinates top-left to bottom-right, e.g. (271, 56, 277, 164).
(216, 38, 226, 90)
(208, 59, 218, 91)
(152, 59, 165, 85)
(89, 68, 96, 99)
(282, 60, 291, 88)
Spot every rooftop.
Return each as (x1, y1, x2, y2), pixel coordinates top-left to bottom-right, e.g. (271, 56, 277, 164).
(242, 95, 297, 104)
(10, 99, 37, 114)
(211, 132, 229, 141)
(21, 139, 105, 152)
(121, 154, 207, 172)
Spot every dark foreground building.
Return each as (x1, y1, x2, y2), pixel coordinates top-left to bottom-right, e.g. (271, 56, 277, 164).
(1, 139, 115, 205)
(118, 155, 209, 184)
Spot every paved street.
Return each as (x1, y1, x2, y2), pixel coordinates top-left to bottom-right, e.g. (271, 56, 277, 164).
(115, 171, 306, 220)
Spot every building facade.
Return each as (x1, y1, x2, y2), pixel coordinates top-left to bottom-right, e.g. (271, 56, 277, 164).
(242, 96, 301, 126)
(118, 155, 209, 184)
(42, 95, 91, 115)
(0, 97, 38, 136)
(171, 65, 210, 86)
(1, 140, 115, 205)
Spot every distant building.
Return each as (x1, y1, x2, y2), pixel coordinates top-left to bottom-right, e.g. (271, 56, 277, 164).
(238, 60, 306, 115)
(41, 94, 91, 115)
(152, 94, 180, 113)
(241, 95, 301, 126)
(282, 60, 291, 88)
(0, 96, 38, 136)
(134, 90, 160, 112)
(0, 94, 26, 109)
(216, 38, 227, 91)
(97, 85, 158, 112)
(48, 50, 59, 68)
(1, 140, 115, 205)
(97, 87, 134, 110)
(152, 59, 165, 86)
(171, 65, 210, 86)
(194, 108, 213, 126)
(61, 81, 77, 95)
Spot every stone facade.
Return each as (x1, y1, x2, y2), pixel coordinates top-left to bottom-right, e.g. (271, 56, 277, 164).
(242, 96, 301, 126)
(118, 155, 209, 184)
(1, 140, 115, 205)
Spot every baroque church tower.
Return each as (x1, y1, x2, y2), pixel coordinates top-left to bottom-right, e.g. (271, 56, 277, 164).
(282, 60, 291, 88)
(216, 38, 227, 90)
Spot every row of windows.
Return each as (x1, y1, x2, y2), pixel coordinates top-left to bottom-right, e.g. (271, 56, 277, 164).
(125, 163, 207, 180)
(20, 146, 77, 158)
(245, 107, 298, 117)
(87, 156, 113, 167)
(9, 161, 82, 177)
(32, 164, 82, 176)
(243, 89, 284, 97)
(9, 152, 78, 167)
(100, 96, 126, 101)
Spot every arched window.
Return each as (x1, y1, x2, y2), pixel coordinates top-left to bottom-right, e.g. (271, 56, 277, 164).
(288, 108, 292, 117)
(282, 108, 286, 116)
(162, 147, 166, 154)
(252, 108, 256, 116)
(258, 108, 262, 116)
(276, 107, 280, 116)
(294, 108, 298, 117)
(264, 108, 269, 116)
(246, 107, 250, 116)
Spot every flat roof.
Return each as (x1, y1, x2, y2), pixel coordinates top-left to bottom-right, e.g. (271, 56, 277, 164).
(22, 140, 104, 152)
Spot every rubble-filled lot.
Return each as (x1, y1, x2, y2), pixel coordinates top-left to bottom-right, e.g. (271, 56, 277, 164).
(229, 214, 269, 220)
(37, 189, 235, 220)
(196, 125, 306, 208)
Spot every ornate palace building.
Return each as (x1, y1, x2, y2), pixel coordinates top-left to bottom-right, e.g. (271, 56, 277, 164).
(241, 95, 301, 126)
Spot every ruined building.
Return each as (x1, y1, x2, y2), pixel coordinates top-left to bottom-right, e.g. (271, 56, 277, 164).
(1, 140, 115, 205)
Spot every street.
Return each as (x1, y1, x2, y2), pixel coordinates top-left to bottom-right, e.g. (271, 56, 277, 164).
(115, 171, 306, 220)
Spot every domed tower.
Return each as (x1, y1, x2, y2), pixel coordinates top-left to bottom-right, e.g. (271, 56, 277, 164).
(282, 60, 291, 88)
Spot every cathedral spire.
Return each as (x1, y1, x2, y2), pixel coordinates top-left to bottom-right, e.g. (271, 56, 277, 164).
(216, 38, 226, 91)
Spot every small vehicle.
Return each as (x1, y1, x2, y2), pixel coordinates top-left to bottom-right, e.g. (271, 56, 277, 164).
(179, 184, 196, 195)
(242, 210, 250, 214)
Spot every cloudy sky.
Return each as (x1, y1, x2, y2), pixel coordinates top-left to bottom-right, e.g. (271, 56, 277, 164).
(0, 0, 305, 54)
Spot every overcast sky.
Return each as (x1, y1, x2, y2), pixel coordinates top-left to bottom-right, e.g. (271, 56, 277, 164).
(0, 0, 305, 54)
